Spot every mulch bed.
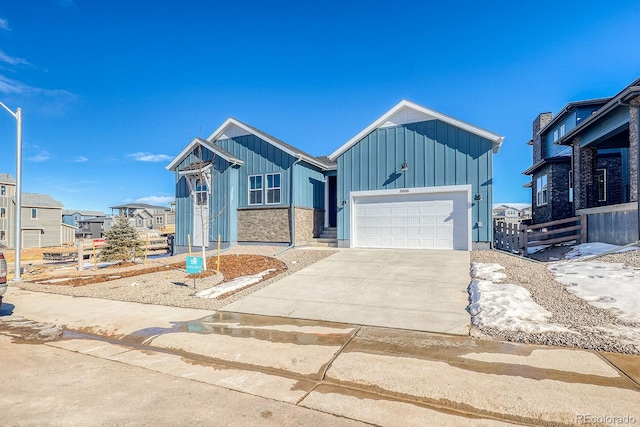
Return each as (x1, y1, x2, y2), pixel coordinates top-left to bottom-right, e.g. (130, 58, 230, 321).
(32, 254, 287, 287)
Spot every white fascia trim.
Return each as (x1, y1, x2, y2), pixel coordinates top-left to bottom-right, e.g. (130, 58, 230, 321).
(348, 185, 473, 250)
(208, 118, 328, 171)
(329, 100, 504, 160)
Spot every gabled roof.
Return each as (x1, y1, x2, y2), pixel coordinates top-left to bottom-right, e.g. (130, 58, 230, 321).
(110, 203, 168, 211)
(167, 118, 332, 172)
(62, 209, 105, 217)
(0, 173, 15, 184)
(166, 137, 244, 171)
(538, 98, 611, 136)
(558, 77, 640, 145)
(22, 193, 64, 208)
(329, 99, 504, 160)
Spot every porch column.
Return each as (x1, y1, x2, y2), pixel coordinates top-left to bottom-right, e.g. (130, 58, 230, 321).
(324, 177, 329, 228)
(573, 136, 597, 210)
(629, 98, 640, 202)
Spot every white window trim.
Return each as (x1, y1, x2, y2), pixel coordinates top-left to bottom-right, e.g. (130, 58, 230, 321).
(248, 174, 263, 206)
(31, 208, 38, 220)
(536, 174, 548, 207)
(265, 173, 281, 205)
(596, 168, 607, 202)
(560, 124, 566, 137)
(553, 130, 559, 143)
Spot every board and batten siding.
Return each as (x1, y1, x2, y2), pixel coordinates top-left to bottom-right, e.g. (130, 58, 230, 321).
(336, 120, 493, 244)
(217, 135, 295, 208)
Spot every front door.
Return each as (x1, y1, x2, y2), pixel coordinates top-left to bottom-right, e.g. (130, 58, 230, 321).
(328, 175, 337, 227)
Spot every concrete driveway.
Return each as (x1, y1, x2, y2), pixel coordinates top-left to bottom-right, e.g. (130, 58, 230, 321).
(222, 249, 471, 335)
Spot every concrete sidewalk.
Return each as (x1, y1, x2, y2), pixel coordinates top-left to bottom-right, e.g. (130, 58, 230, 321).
(2, 288, 640, 426)
(223, 249, 472, 335)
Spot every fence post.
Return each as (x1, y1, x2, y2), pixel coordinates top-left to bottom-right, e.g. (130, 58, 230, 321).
(520, 223, 528, 255)
(580, 215, 587, 244)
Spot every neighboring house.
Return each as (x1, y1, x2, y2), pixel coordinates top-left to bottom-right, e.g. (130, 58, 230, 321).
(62, 209, 106, 227)
(524, 77, 640, 245)
(168, 100, 503, 253)
(523, 98, 610, 224)
(493, 203, 532, 225)
(0, 174, 70, 248)
(0, 173, 16, 248)
(22, 193, 68, 248)
(77, 217, 106, 240)
(107, 203, 173, 231)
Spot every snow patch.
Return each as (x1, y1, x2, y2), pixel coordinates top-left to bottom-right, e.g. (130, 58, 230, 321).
(470, 263, 506, 282)
(549, 261, 640, 323)
(195, 269, 276, 299)
(468, 279, 573, 334)
(563, 243, 622, 259)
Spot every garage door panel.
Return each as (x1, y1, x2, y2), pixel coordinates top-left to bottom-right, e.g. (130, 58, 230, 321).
(352, 188, 469, 250)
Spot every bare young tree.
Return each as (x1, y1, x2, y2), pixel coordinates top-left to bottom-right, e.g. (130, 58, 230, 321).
(184, 141, 225, 271)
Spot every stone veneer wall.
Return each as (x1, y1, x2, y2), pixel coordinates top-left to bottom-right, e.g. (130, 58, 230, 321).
(237, 207, 290, 243)
(294, 207, 324, 245)
(532, 112, 553, 163)
(630, 97, 639, 202)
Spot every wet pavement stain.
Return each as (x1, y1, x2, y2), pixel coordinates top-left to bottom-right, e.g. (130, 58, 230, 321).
(120, 311, 358, 347)
(343, 327, 640, 390)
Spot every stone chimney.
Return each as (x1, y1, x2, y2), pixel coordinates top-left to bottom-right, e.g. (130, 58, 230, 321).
(532, 112, 553, 163)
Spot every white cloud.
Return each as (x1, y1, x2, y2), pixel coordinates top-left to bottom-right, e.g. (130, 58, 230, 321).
(73, 156, 89, 163)
(0, 18, 9, 30)
(132, 195, 174, 205)
(129, 152, 173, 162)
(27, 153, 52, 163)
(0, 50, 30, 66)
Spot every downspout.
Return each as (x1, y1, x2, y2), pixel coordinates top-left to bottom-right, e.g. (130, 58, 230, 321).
(275, 156, 303, 256)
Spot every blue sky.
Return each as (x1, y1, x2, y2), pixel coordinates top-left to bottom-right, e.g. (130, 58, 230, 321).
(1, 0, 639, 212)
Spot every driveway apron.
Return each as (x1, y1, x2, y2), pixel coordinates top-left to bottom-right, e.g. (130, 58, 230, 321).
(222, 249, 471, 335)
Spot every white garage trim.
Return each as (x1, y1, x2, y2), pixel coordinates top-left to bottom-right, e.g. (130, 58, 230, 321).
(349, 185, 472, 250)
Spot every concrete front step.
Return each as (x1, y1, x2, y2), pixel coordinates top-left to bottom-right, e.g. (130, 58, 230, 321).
(308, 242, 339, 248)
(320, 232, 337, 239)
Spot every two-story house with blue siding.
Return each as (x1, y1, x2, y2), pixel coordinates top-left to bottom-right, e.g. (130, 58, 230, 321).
(523, 98, 610, 224)
(167, 100, 504, 253)
(524, 76, 640, 245)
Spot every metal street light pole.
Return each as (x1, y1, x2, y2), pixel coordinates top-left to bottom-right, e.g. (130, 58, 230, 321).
(0, 101, 22, 281)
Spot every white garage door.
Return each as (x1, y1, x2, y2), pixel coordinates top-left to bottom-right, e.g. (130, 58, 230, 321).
(352, 188, 470, 250)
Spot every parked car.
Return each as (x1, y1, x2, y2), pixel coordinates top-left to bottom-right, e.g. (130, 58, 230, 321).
(0, 252, 7, 309)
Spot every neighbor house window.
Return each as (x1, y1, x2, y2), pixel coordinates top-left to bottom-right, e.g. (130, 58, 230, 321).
(553, 130, 559, 143)
(560, 124, 566, 138)
(0, 208, 4, 218)
(31, 208, 37, 219)
(568, 170, 574, 202)
(1, 185, 5, 195)
(156, 216, 163, 224)
(266, 173, 281, 204)
(0, 230, 4, 241)
(536, 174, 548, 206)
(195, 179, 207, 206)
(596, 168, 607, 202)
(248, 175, 263, 205)
(136, 218, 143, 227)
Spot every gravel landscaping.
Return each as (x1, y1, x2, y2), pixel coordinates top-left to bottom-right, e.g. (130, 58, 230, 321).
(14, 246, 339, 311)
(471, 248, 640, 354)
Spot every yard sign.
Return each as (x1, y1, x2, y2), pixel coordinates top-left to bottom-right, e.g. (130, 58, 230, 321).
(186, 256, 203, 274)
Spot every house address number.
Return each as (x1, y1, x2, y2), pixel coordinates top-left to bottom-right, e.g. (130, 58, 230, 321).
(399, 189, 410, 193)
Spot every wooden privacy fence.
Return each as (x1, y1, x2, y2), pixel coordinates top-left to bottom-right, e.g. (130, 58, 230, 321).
(494, 215, 586, 255)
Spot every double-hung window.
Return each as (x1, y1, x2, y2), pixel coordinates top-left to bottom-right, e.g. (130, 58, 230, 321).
(31, 208, 37, 219)
(249, 175, 263, 205)
(536, 174, 548, 206)
(266, 173, 281, 204)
